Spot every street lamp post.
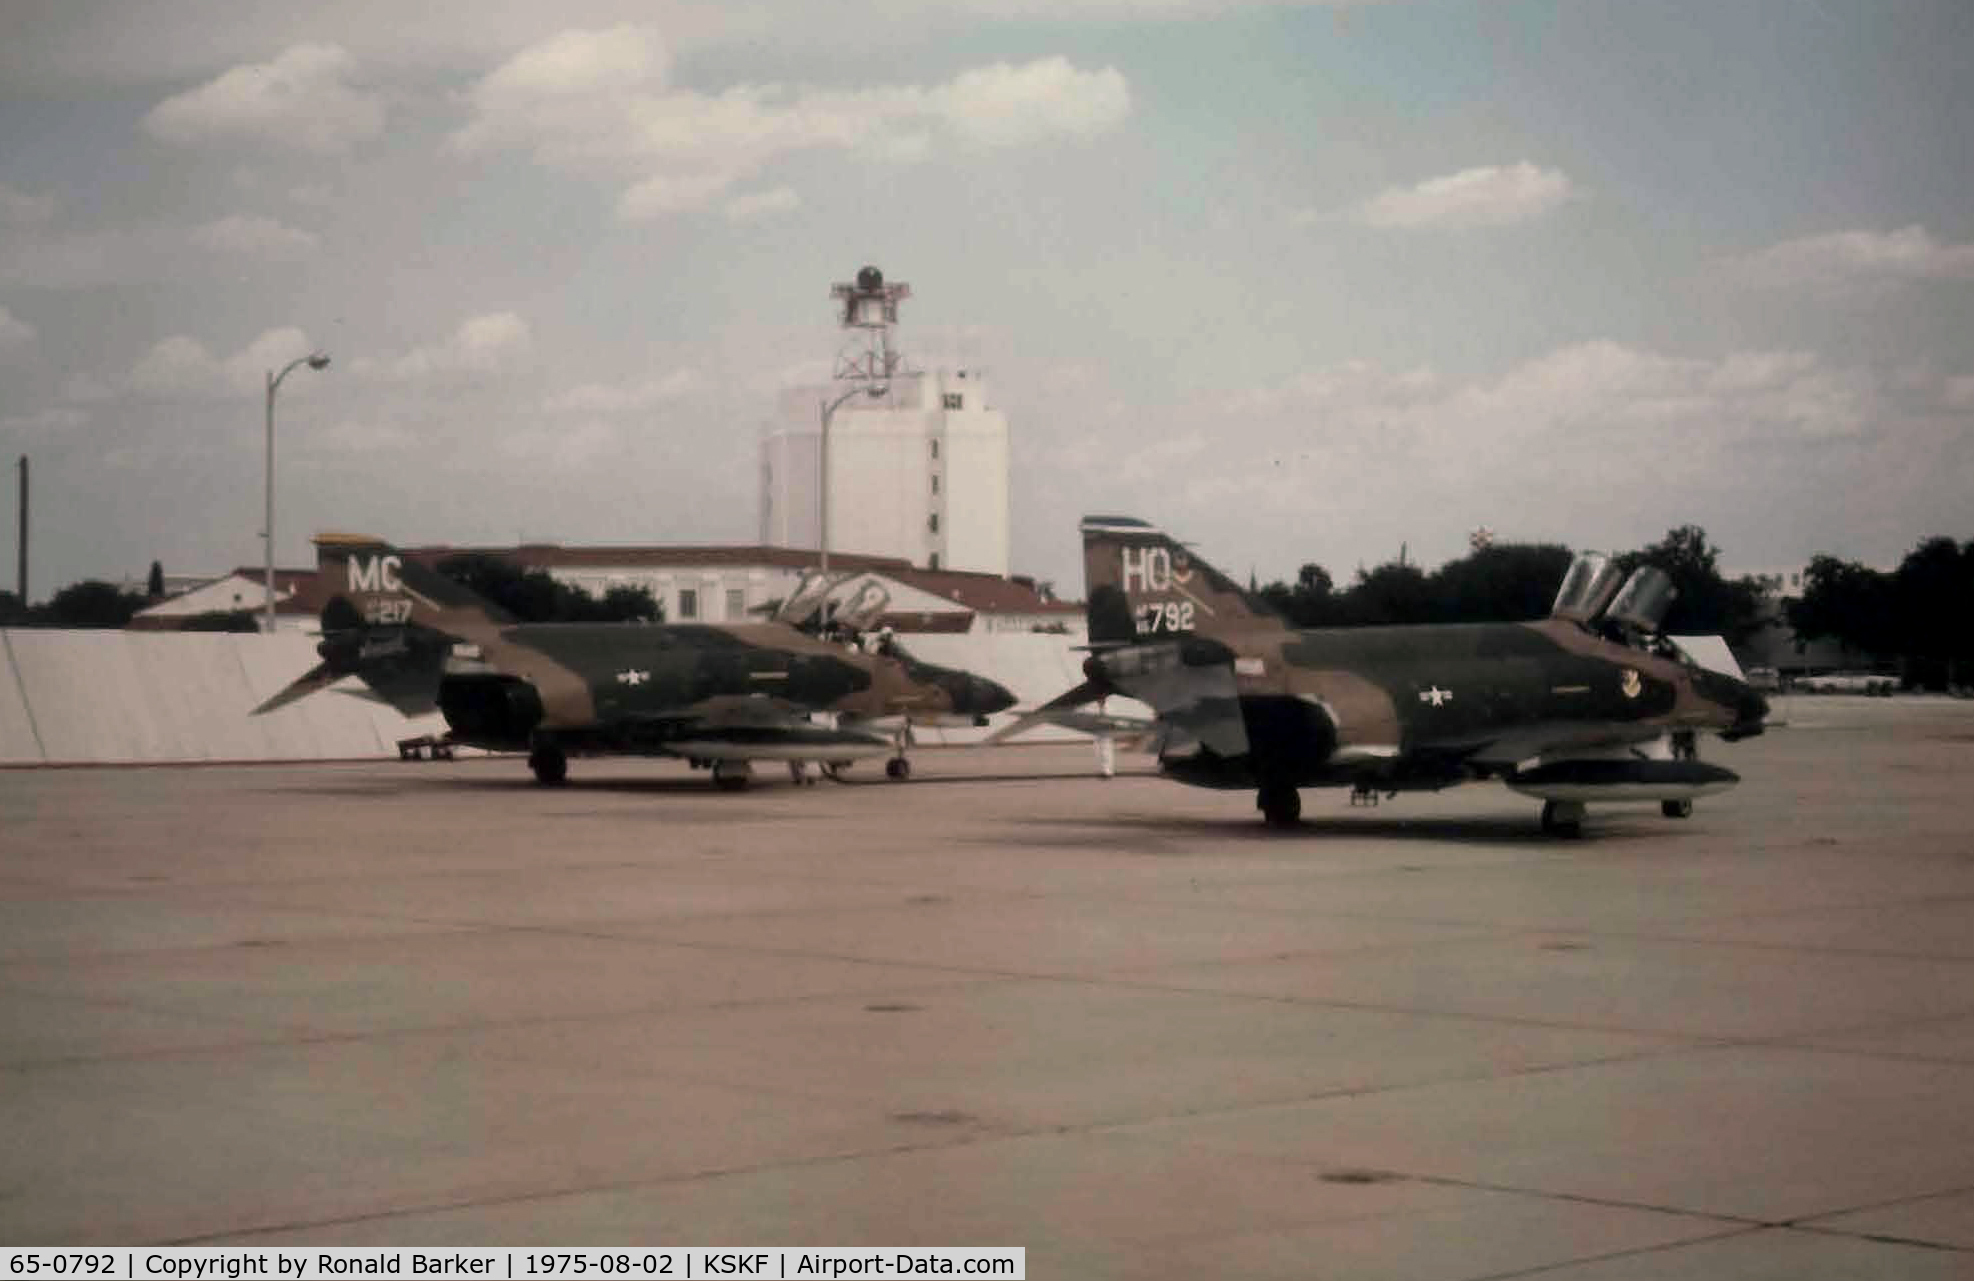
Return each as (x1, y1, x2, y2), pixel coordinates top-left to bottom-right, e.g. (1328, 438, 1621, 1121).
(265, 351, 330, 632)
(817, 382, 886, 578)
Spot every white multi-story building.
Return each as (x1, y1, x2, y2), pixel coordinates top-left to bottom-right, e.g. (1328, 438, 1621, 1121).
(760, 368, 1010, 577)
(760, 267, 1010, 577)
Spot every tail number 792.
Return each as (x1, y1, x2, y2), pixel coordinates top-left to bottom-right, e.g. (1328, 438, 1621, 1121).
(1139, 601, 1195, 634)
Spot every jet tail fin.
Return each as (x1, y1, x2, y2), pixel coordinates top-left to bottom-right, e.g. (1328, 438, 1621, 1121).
(1080, 515, 1284, 645)
(312, 534, 513, 639)
(253, 535, 502, 717)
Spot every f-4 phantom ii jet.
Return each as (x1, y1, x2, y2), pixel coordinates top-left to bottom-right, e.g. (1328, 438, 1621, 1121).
(998, 516, 1768, 835)
(254, 536, 1015, 788)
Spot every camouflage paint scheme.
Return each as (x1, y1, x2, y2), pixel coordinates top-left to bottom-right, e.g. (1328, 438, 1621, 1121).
(256, 535, 1014, 787)
(1040, 516, 1767, 831)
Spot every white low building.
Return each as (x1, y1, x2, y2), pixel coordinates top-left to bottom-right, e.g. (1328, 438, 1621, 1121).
(393, 543, 1078, 637)
(129, 568, 315, 631)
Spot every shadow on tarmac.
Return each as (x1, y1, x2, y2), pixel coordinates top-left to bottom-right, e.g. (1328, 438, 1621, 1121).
(1001, 809, 1687, 848)
(259, 764, 1692, 847)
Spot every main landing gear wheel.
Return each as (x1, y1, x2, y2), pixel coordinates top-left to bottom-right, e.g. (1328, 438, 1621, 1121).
(1661, 799, 1694, 819)
(713, 761, 752, 792)
(885, 757, 911, 781)
(528, 743, 568, 786)
(1257, 784, 1301, 828)
(1540, 800, 1585, 838)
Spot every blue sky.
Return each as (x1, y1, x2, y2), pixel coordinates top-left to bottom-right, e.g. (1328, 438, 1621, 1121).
(2, 0, 1970, 598)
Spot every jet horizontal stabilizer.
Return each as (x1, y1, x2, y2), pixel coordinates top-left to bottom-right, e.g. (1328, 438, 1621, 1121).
(251, 661, 343, 716)
(1089, 644, 1249, 759)
(984, 677, 1109, 744)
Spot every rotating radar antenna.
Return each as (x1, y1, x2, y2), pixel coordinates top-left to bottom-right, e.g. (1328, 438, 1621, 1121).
(830, 265, 912, 391)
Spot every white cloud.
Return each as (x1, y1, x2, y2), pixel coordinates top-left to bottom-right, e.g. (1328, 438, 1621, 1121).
(544, 369, 700, 413)
(315, 419, 414, 451)
(1356, 162, 1579, 230)
(143, 44, 387, 155)
(0, 230, 133, 290)
(128, 326, 320, 399)
(1064, 338, 1943, 579)
(62, 374, 114, 403)
(934, 58, 1130, 146)
(724, 187, 800, 223)
(129, 335, 224, 397)
(190, 214, 320, 260)
(453, 28, 1131, 217)
(0, 407, 87, 432)
(1732, 225, 1974, 291)
(0, 182, 56, 226)
(499, 419, 619, 469)
(474, 24, 668, 103)
(356, 312, 535, 381)
(1206, 340, 1884, 504)
(0, 305, 35, 349)
(620, 171, 745, 220)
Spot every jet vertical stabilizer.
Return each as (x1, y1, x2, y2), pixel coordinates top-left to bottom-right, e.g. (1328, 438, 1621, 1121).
(312, 535, 514, 642)
(1080, 515, 1286, 646)
(252, 537, 509, 716)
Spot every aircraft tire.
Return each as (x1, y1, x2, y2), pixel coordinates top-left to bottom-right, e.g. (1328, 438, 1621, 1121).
(1540, 800, 1584, 838)
(1661, 799, 1693, 819)
(1257, 784, 1301, 828)
(529, 745, 568, 786)
(885, 757, 911, 781)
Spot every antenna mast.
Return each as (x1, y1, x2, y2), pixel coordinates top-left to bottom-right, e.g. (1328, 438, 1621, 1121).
(830, 266, 911, 390)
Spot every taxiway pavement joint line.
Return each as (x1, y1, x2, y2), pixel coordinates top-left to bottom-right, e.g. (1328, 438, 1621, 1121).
(1781, 1181, 1974, 1231)
(165, 1128, 1020, 1248)
(1456, 1226, 1772, 1281)
(1403, 1170, 1772, 1229)
(1788, 1223, 1972, 1254)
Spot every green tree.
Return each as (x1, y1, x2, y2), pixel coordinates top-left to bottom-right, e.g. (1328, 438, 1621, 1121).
(1344, 561, 1434, 627)
(435, 554, 663, 623)
(176, 609, 263, 633)
(597, 583, 663, 623)
(1616, 525, 1768, 645)
(145, 560, 165, 599)
(42, 580, 150, 628)
(1429, 542, 1576, 624)
(1258, 562, 1345, 627)
(1787, 555, 1895, 658)
(1890, 537, 1974, 688)
(0, 590, 30, 626)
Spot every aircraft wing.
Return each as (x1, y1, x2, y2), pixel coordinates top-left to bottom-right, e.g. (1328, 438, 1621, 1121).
(612, 697, 897, 762)
(1460, 720, 1671, 771)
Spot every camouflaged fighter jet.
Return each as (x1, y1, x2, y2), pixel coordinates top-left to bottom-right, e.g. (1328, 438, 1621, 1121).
(996, 516, 1768, 835)
(253, 535, 1015, 788)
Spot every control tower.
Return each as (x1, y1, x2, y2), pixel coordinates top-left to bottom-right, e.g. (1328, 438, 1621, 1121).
(759, 267, 1010, 576)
